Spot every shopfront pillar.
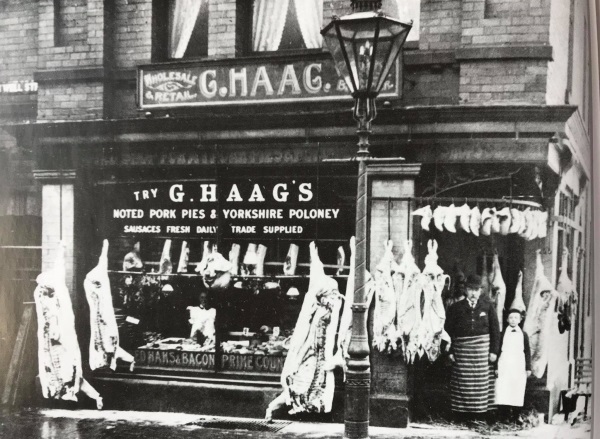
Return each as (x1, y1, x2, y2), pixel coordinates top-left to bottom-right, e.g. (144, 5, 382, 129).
(33, 170, 77, 296)
(366, 163, 421, 428)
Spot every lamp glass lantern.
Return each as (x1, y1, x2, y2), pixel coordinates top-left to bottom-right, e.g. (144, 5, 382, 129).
(321, 11, 411, 126)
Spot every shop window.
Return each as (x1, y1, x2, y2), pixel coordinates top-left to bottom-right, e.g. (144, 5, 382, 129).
(90, 164, 357, 375)
(165, 0, 209, 59)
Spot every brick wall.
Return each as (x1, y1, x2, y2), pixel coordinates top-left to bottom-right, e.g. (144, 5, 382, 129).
(114, 0, 152, 69)
(38, 83, 104, 121)
(37, 0, 105, 121)
(419, 0, 462, 51)
(54, 0, 88, 47)
(461, 0, 551, 46)
(208, 0, 237, 58)
(459, 60, 547, 104)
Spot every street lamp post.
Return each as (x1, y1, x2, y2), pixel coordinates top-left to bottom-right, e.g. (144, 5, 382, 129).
(321, 2, 411, 439)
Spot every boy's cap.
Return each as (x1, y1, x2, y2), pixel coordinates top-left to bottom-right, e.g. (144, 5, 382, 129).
(465, 274, 482, 289)
(507, 308, 524, 317)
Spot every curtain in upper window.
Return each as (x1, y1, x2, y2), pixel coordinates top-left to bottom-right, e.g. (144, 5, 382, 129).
(252, 0, 323, 52)
(169, 0, 204, 59)
(294, 0, 323, 49)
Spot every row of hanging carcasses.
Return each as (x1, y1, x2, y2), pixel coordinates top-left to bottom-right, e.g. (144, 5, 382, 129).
(412, 203, 548, 240)
(372, 239, 450, 364)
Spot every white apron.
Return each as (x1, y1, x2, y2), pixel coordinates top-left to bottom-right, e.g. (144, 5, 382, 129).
(495, 327, 527, 406)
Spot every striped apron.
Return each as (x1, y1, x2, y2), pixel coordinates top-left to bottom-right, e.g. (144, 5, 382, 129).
(450, 334, 496, 413)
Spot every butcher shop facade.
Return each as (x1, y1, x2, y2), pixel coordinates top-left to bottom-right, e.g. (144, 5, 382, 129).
(0, 0, 593, 431)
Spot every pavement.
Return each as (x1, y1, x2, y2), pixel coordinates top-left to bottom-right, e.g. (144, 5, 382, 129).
(0, 408, 593, 439)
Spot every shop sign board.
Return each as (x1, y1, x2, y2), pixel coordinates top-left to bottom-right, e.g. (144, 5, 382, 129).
(134, 349, 284, 373)
(100, 178, 352, 239)
(0, 80, 38, 94)
(138, 53, 400, 108)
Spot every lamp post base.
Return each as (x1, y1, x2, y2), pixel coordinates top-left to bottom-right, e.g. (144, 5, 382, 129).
(344, 368, 371, 439)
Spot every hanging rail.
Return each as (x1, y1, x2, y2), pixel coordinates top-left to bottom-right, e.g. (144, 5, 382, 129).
(370, 196, 543, 209)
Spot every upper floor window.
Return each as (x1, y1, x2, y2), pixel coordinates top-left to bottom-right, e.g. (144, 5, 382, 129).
(168, 0, 209, 59)
(252, 0, 323, 52)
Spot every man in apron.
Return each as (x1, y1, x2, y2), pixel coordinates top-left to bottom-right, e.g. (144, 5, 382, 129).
(445, 274, 500, 421)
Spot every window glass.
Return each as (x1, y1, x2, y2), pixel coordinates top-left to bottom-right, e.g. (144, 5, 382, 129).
(168, 0, 209, 59)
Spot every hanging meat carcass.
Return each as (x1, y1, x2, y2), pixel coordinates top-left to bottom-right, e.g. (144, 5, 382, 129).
(265, 242, 343, 420)
(195, 241, 212, 274)
(284, 244, 299, 275)
(123, 241, 143, 271)
(84, 240, 135, 371)
(373, 240, 400, 352)
(523, 251, 559, 378)
(229, 243, 241, 275)
(336, 246, 346, 276)
(480, 252, 491, 299)
(418, 240, 450, 362)
(34, 242, 104, 408)
(201, 250, 233, 291)
(157, 239, 173, 275)
(509, 271, 526, 312)
(489, 251, 506, 331)
(395, 240, 422, 357)
(556, 248, 577, 333)
(177, 241, 189, 273)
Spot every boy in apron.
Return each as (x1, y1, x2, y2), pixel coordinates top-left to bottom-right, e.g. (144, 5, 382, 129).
(495, 309, 532, 424)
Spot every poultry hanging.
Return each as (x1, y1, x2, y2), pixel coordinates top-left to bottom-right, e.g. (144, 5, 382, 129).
(395, 240, 421, 356)
(443, 204, 458, 233)
(457, 203, 471, 233)
(412, 205, 433, 231)
(373, 240, 400, 353)
(509, 208, 522, 234)
(489, 251, 507, 331)
(433, 206, 448, 232)
(480, 208, 493, 236)
(497, 207, 511, 235)
(469, 206, 481, 237)
(84, 240, 135, 371)
(265, 242, 343, 420)
(509, 271, 526, 312)
(556, 248, 577, 334)
(490, 208, 501, 234)
(418, 240, 450, 362)
(523, 250, 559, 379)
